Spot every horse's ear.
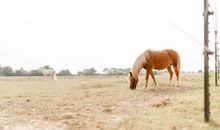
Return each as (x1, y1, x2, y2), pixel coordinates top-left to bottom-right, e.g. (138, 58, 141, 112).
(129, 72, 132, 76)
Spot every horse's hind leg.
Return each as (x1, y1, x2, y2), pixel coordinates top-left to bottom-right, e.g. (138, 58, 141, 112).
(167, 66, 173, 86)
(173, 65, 180, 87)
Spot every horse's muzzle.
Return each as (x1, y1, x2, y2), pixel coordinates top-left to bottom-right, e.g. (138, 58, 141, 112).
(130, 85, 136, 90)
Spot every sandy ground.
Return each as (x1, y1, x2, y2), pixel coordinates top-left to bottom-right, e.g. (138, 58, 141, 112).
(0, 74, 219, 130)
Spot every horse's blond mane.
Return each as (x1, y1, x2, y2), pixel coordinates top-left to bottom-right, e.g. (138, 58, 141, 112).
(131, 51, 149, 79)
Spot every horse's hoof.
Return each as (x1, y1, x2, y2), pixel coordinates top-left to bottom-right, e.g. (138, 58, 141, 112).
(177, 81, 181, 87)
(176, 86, 180, 90)
(143, 85, 148, 89)
(167, 81, 172, 86)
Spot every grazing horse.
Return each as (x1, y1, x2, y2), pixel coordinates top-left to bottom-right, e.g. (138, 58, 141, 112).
(128, 49, 181, 89)
(37, 68, 57, 80)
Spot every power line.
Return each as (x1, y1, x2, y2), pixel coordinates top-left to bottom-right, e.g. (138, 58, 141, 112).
(147, 7, 211, 53)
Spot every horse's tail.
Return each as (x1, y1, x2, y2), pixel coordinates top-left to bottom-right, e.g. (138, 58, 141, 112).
(177, 52, 181, 82)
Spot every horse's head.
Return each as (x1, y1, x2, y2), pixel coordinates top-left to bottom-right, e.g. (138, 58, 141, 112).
(128, 72, 138, 90)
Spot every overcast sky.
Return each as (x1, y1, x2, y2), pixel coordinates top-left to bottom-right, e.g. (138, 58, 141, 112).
(0, 0, 219, 74)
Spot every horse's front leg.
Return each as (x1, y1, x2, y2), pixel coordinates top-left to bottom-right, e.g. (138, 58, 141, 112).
(145, 69, 151, 88)
(150, 69, 157, 87)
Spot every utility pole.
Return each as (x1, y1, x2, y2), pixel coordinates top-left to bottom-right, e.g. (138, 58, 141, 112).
(215, 30, 218, 86)
(218, 48, 220, 80)
(204, 0, 210, 123)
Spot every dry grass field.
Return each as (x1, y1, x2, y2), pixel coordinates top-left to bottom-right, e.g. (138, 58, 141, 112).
(0, 73, 220, 130)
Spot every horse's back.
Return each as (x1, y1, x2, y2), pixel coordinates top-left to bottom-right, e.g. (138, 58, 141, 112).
(149, 49, 180, 60)
(145, 49, 180, 70)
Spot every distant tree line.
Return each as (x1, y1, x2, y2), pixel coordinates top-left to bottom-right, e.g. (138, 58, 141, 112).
(0, 65, 73, 76)
(0, 65, 134, 76)
(1, 65, 200, 76)
(77, 68, 97, 76)
(102, 68, 130, 75)
(0, 65, 132, 76)
(77, 68, 131, 76)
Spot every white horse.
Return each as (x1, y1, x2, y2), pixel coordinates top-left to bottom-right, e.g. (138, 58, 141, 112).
(37, 68, 57, 80)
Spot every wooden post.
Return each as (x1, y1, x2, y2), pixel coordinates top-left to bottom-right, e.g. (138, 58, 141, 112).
(215, 30, 218, 86)
(218, 50, 220, 80)
(204, 0, 210, 122)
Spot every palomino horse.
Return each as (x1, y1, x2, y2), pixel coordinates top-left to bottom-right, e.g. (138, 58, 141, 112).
(37, 68, 57, 80)
(128, 49, 181, 89)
